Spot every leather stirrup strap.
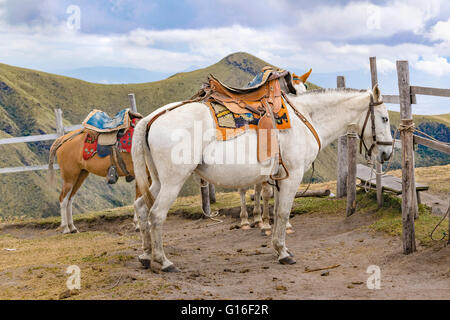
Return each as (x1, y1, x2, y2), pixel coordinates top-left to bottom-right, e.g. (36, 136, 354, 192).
(112, 144, 132, 178)
(281, 91, 321, 150)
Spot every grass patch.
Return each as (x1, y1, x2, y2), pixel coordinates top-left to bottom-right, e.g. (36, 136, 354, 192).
(367, 191, 448, 247)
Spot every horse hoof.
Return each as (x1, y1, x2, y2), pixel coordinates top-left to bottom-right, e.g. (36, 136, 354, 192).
(279, 256, 296, 265)
(253, 221, 263, 229)
(286, 228, 295, 234)
(138, 257, 151, 269)
(62, 228, 71, 235)
(241, 224, 251, 230)
(70, 228, 79, 234)
(134, 227, 140, 233)
(261, 229, 271, 236)
(162, 264, 180, 273)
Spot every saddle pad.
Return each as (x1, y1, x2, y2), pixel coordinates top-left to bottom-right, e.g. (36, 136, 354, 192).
(83, 131, 98, 160)
(82, 108, 131, 133)
(98, 131, 118, 146)
(117, 118, 137, 153)
(97, 145, 112, 158)
(207, 97, 291, 141)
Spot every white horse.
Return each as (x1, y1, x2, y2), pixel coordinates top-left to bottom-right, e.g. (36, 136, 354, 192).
(132, 85, 393, 272)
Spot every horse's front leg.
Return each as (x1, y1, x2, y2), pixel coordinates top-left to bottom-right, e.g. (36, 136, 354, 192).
(272, 176, 301, 265)
(239, 188, 251, 230)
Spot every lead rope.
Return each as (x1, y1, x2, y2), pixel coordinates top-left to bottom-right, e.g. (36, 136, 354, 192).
(430, 204, 449, 241)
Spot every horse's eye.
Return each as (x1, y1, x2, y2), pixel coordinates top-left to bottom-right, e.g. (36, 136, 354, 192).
(382, 117, 388, 123)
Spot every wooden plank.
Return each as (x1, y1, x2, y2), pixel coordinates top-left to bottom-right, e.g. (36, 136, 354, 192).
(0, 133, 59, 145)
(414, 135, 450, 154)
(64, 124, 83, 132)
(356, 164, 428, 194)
(397, 60, 417, 254)
(0, 164, 59, 174)
(411, 85, 450, 98)
(382, 94, 400, 104)
(54, 109, 64, 136)
(337, 76, 346, 88)
(346, 124, 357, 217)
(128, 93, 138, 113)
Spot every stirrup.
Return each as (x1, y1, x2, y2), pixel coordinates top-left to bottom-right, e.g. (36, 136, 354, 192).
(107, 165, 119, 184)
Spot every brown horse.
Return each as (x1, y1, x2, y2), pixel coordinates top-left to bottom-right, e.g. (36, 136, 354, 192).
(48, 129, 143, 234)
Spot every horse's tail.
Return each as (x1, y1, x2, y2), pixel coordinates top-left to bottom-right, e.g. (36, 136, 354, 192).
(132, 115, 155, 210)
(48, 129, 83, 186)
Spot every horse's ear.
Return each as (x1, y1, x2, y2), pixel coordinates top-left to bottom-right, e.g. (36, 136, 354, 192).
(299, 68, 312, 83)
(372, 84, 381, 102)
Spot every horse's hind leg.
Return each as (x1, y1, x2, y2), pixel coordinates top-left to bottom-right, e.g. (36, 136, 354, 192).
(150, 182, 184, 272)
(252, 184, 263, 228)
(67, 170, 89, 233)
(260, 182, 272, 236)
(239, 188, 250, 230)
(59, 182, 73, 234)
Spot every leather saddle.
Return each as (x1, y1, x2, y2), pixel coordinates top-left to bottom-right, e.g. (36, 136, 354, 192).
(201, 66, 296, 163)
(82, 108, 142, 184)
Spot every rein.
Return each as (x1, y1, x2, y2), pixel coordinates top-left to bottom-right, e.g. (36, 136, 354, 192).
(359, 94, 392, 158)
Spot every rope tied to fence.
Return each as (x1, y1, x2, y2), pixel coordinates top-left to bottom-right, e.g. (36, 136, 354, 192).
(398, 121, 415, 133)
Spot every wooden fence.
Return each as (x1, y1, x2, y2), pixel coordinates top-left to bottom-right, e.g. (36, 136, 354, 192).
(338, 57, 450, 253)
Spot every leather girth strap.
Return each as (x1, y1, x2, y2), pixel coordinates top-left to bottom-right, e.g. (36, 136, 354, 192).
(281, 91, 321, 151)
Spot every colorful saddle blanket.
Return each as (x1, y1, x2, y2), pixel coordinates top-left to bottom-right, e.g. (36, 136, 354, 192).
(83, 108, 136, 133)
(207, 97, 291, 141)
(83, 118, 137, 160)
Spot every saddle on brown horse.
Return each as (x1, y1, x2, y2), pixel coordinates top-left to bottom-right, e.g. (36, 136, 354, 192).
(82, 108, 142, 184)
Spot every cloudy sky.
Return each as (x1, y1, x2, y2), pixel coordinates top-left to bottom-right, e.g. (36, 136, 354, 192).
(0, 0, 449, 114)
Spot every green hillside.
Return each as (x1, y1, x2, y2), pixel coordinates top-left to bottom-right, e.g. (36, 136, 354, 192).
(0, 52, 447, 219)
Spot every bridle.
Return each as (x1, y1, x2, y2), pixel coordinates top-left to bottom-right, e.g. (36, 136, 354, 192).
(359, 94, 393, 159)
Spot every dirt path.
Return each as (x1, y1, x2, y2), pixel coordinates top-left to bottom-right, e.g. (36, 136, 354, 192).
(0, 205, 448, 300)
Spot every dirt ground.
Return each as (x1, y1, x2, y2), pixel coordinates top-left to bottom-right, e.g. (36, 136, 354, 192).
(0, 198, 448, 300)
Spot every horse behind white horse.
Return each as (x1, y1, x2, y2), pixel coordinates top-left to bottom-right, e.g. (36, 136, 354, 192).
(132, 85, 393, 272)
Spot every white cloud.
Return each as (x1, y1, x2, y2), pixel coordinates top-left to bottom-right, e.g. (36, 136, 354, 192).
(428, 18, 450, 42)
(295, 0, 442, 40)
(415, 56, 450, 76)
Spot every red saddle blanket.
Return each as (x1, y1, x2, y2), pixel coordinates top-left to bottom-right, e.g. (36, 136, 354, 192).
(83, 118, 137, 160)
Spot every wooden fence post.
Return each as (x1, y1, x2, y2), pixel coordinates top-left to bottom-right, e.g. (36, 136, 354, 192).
(346, 124, 357, 217)
(54, 109, 64, 136)
(128, 93, 138, 113)
(369, 57, 384, 208)
(200, 179, 211, 216)
(396, 60, 417, 254)
(336, 76, 348, 198)
(209, 183, 216, 204)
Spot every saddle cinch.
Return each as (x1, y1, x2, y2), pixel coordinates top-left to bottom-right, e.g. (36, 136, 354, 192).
(203, 66, 297, 164)
(82, 108, 143, 184)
